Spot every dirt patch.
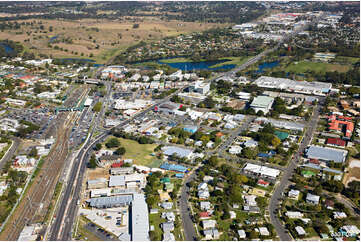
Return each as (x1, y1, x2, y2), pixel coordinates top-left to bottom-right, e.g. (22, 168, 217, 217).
(343, 166, 360, 187)
(87, 167, 110, 180)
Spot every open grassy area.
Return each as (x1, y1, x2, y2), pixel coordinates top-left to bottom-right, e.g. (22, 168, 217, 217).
(333, 56, 360, 64)
(285, 60, 351, 74)
(210, 56, 254, 68)
(159, 57, 193, 63)
(1, 18, 227, 63)
(117, 138, 160, 167)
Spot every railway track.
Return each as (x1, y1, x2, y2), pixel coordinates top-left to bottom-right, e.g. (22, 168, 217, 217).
(0, 87, 89, 240)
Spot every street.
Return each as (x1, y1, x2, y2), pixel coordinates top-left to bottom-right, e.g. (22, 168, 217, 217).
(269, 101, 322, 241)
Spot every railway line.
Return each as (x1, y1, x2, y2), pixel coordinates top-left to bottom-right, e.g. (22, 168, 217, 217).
(0, 87, 89, 240)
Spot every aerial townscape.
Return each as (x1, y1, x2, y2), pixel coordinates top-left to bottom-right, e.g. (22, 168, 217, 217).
(0, 1, 359, 241)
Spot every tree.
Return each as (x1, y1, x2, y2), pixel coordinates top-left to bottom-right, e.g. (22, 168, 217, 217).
(271, 137, 281, 147)
(240, 175, 248, 183)
(242, 147, 257, 159)
(88, 154, 97, 169)
(114, 147, 126, 156)
(208, 156, 219, 167)
(28, 147, 38, 158)
(105, 138, 120, 148)
(92, 102, 102, 112)
(94, 143, 102, 151)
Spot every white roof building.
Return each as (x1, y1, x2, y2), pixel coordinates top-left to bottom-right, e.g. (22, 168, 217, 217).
(202, 220, 217, 229)
(243, 163, 280, 178)
(295, 226, 306, 236)
(238, 229, 246, 239)
(306, 193, 320, 204)
(132, 194, 149, 241)
(285, 211, 304, 219)
(258, 227, 270, 236)
(229, 145, 243, 155)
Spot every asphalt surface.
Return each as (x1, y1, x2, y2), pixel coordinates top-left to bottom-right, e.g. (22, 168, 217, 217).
(269, 101, 322, 241)
(0, 137, 20, 170)
(180, 169, 198, 241)
(49, 84, 186, 240)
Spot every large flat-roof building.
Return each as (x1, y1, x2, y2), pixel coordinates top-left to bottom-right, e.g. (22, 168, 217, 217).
(305, 145, 348, 163)
(132, 194, 149, 241)
(88, 195, 133, 208)
(254, 76, 332, 96)
(243, 163, 280, 179)
(161, 146, 193, 159)
(250, 96, 274, 114)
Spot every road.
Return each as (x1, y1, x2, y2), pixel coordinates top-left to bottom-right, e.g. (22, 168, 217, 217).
(49, 13, 325, 240)
(269, 101, 322, 241)
(211, 116, 255, 155)
(49, 83, 187, 240)
(0, 137, 20, 170)
(179, 167, 199, 241)
(0, 87, 88, 241)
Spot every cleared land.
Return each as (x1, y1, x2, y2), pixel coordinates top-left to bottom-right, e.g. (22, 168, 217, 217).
(1, 18, 228, 63)
(285, 60, 351, 73)
(102, 137, 159, 167)
(118, 138, 159, 167)
(343, 159, 360, 186)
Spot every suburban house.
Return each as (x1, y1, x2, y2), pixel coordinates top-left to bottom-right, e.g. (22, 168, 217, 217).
(306, 193, 320, 205)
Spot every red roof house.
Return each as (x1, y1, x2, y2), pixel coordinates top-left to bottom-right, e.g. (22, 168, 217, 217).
(326, 138, 346, 147)
(257, 179, 270, 187)
(199, 212, 210, 219)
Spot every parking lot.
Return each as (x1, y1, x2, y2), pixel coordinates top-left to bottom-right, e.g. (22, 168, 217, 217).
(80, 207, 129, 237)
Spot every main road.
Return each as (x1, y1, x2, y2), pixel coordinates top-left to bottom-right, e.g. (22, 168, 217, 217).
(50, 13, 324, 240)
(269, 100, 323, 241)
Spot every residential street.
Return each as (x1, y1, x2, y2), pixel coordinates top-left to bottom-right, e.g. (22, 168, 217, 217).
(179, 167, 199, 241)
(269, 101, 322, 241)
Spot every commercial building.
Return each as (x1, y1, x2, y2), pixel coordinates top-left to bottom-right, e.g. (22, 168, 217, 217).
(84, 97, 93, 107)
(255, 117, 305, 131)
(87, 178, 108, 189)
(88, 195, 133, 208)
(193, 81, 210, 95)
(254, 76, 332, 96)
(156, 102, 180, 114)
(160, 163, 188, 173)
(161, 146, 193, 159)
(243, 163, 280, 179)
(305, 145, 348, 163)
(132, 194, 149, 241)
(250, 96, 274, 114)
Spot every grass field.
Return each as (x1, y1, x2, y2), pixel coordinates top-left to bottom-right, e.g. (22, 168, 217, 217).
(210, 56, 254, 68)
(0, 18, 227, 63)
(333, 56, 360, 64)
(117, 138, 160, 167)
(159, 57, 192, 63)
(285, 60, 351, 73)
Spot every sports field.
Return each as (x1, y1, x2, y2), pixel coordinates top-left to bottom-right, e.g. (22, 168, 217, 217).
(285, 60, 351, 73)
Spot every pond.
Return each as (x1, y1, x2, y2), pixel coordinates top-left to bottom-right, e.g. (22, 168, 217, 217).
(156, 58, 236, 71)
(255, 61, 280, 73)
(0, 43, 14, 54)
